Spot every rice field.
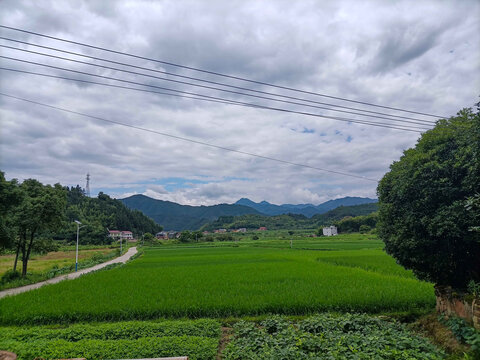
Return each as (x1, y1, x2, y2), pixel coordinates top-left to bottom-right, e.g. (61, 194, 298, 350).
(0, 235, 435, 325)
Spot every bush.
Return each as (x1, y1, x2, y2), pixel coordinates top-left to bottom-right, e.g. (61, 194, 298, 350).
(0, 269, 21, 284)
(359, 225, 371, 233)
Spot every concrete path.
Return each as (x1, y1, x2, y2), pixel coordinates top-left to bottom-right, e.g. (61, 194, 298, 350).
(0, 247, 138, 299)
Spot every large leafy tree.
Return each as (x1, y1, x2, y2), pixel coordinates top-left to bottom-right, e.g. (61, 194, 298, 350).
(14, 179, 67, 276)
(0, 171, 22, 250)
(377, 108, 480, 288)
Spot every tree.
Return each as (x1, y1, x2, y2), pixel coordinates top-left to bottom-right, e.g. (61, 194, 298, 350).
(0, 172, 22, 251)
(377, 108, 480, 288)
(143, 232, 156, 244)
(14, 179, 66, 277)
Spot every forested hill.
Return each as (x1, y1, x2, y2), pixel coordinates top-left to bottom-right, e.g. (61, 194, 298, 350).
(201, 203, 378, 231)
(120, 194, 262, 230)
(235, 196, 377, 217)
(55, 186, 162, 244)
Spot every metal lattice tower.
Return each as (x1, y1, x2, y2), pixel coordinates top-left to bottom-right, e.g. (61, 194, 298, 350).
(85, 173, 90, 197)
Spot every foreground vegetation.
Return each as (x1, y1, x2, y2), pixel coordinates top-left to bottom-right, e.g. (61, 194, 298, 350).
(224, 314, 444, 359)
(0, 233, 477, 358)
(0, 234, 435, 325)
(0, 319, 220, 360)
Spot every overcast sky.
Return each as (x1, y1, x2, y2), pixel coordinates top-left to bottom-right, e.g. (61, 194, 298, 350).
(0, 0, 478, 205)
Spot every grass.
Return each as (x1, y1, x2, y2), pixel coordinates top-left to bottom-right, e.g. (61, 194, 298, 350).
(0, 247, 125, 291)
(0, 247, 116, 276)
(0, 236, 435, 325)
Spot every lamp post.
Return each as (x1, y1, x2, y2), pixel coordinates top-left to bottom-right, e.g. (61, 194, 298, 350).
(74, 220, 85, 272)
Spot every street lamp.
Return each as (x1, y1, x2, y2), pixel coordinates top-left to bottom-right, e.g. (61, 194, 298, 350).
(74, 220, 85, 272)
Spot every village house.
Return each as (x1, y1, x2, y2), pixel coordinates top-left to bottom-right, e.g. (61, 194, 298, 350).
(121, 231, 133, 240)
(108, 230, 134, 240)
(322, 225, 338, 236)
(108, 230, 122, 239)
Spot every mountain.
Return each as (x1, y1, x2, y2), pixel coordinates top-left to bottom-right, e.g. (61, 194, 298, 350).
(201, 203, 379, 231)
(234, 196, 377, 217)
(120, 194, 262, 230)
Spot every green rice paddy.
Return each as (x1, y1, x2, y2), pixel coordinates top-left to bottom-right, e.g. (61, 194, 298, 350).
(0, 234, 435, 325)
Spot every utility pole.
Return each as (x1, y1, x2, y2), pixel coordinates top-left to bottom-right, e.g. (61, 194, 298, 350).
(74, 220, 85, 272)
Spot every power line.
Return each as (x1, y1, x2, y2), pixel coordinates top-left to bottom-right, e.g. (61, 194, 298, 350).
(0, 64, 429, 132)
(0, 92, 380, 182)
(0, 37, 438, 125)
(0, 66, 429, 132)
(0, 25, 448, 119)
(0, 43, 437, 127)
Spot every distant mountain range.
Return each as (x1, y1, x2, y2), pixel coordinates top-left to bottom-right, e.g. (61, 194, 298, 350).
(120, 194, 377, 230)
(120, 195, 261, 230)
(235, 197, 377, 217)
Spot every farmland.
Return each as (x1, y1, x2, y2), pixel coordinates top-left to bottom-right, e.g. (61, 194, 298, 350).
(0, 234, 435, 325)
(0, 233, 456, 359)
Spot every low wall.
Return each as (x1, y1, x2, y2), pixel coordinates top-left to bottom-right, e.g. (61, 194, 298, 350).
(435, 285, 480, 329)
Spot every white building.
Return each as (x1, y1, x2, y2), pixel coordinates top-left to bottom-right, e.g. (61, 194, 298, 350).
(121, 231, 133, 240)
(322, 226, 338, 236)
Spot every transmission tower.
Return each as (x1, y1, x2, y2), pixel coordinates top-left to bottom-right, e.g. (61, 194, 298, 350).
(85, 173, 91, 197)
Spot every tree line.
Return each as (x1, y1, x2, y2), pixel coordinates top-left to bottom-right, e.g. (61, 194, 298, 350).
(0, 174, 162, 277)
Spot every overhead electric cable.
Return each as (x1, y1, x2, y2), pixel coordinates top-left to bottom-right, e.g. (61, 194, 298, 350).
(0, 25, 448, 119)
(0, 37, 438, 124)
(0, 92, 380, 182)
(0, 66, 429, 132)
(0, 44, 436, 127)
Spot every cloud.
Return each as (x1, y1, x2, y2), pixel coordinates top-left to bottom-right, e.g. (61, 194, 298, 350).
(0, 0, 479, 205)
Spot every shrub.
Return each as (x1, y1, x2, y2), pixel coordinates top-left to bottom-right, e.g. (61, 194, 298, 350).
(0, 270, 21, 284)
(359, 225, 371, 233)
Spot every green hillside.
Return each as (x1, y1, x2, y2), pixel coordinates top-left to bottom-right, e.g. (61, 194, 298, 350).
(53, 186, 163, 244)
(201, 203, 378, 231)
(120, 194, 262, 230)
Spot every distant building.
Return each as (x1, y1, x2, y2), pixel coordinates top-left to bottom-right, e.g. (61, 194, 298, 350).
(258, 227, 267, 231)
(168, 231, 180, 239)
(322, 226, 338, 236)
(214, 229, 227, 233)
(109, 230, 133, 240)
(121, 231, 133, 240)
(108, 230, 121, 239)
(238, 228, 247, 233)
(156, 231, 167, 239)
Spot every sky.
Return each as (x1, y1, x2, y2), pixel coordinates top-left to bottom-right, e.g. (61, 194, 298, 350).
(0, 0, 479, 206)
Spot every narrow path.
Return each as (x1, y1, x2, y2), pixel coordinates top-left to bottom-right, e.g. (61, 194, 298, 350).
(0, 247, 138, 299)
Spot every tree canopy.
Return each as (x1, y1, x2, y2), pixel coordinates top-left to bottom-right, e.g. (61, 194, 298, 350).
(0, 173, 163, 276)
(377, 108, 480, 288)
